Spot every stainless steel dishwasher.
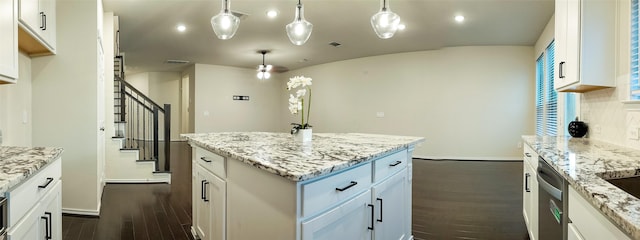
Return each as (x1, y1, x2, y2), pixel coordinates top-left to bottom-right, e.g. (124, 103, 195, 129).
(537, 157, 568, 240)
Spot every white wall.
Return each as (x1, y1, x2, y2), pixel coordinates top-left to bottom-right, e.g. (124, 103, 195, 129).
(148, 72, 181, 140)
(193, 64, 283, 133)
(31, 0, 101, 214)
(0, 53, 32, 146)
(283, 46, 535, 159)
(580, 1, 638, 148)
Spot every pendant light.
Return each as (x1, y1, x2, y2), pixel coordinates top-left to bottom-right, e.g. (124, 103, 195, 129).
(286, 0, 313, 45)
(257, 50, 273, 80)
(371, 0, 401, 39)
(211, 0, 240, 40)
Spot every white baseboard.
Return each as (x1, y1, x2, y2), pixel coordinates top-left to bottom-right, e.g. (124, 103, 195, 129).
(63, 207, 100, 216)
(105, 178, 170, 184)
(412, 155, 522, 161)
(191, 226, 200, 240)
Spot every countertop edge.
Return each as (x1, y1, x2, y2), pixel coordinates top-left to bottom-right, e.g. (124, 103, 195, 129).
(0, 147, 64, 195)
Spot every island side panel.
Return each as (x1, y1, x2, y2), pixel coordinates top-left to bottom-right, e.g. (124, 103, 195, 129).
(226, 158, 298, 240)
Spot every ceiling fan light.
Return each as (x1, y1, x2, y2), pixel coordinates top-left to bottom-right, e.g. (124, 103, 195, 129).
(286, 2, 313, 45)
(371, 0, 400, 39)
(211, 0, 240, 40)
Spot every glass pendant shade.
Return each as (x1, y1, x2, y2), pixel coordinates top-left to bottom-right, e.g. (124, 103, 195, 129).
(211, 0, 240, 40)
(257, 65, 272, 79)
(371, 0, 400, 39)
(286, 2, 313, 45)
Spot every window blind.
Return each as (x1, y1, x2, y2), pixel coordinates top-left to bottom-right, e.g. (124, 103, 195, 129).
(536, 56, 544, 135)
(546, 42, 557, 136)
(632, 0, 640, 99)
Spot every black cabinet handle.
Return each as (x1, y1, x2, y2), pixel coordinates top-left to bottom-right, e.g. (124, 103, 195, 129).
(559, 62, 565, 78)
(335, 181, 357, 192)
(41, 212, 52, 239)
(525, 153, 531, 157)
(38, 178, 54, 189)
(40, 12, 44, 29)
(201, 180, 206, 200)
(200, 157, 212, 163)
(525, 173, 531, 192)
(376, 198, 383, 222)
(43, 13, 47, 31)
(367, 204, 374, 230)
(203, 181, 209, 202)
(389, 161, 402, 167)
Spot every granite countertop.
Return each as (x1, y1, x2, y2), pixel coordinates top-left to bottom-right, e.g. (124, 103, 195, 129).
(182, 132, 425, 182)
(523, 135, 640, 239)
(0, 146, 64, 195)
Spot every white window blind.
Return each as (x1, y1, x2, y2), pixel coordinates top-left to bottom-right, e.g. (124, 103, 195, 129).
(632, 0, 640, 99)
(535, 41, 557, 136)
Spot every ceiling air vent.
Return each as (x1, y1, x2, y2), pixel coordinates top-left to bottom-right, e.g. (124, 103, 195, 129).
(165, 60, 190, 64)
(329, 42, 342, 47)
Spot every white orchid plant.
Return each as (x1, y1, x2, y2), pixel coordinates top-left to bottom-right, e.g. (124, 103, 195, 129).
(288, 76, 312, 134)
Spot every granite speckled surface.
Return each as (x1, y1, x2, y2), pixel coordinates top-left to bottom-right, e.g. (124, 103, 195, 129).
(0, 146, 63, 195)
(523, 135, 640, 239)
(182, 132, 424, 182)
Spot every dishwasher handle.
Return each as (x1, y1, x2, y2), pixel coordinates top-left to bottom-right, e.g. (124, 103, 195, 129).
(538, 173, 562, 201)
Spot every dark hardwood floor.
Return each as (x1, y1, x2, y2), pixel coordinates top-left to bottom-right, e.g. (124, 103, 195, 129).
(62, 141, 193, 240)
(63, 143, 528, 240)
(412, 159, 529, 240)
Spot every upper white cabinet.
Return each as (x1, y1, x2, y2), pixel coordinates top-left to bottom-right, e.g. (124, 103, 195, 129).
(17, 0, 56, 55)
(0, 0, 19, 84)
(554, 0, 615, 93)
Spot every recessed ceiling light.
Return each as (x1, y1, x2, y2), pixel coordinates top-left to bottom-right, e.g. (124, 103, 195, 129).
(176, 24, 186, 32)
(398, 24, 406, 30)
(266, 10, 278, 18)
(454, 15, 465, 23)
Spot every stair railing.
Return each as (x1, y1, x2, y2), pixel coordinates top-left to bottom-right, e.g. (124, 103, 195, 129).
(114, 75, 171, 172)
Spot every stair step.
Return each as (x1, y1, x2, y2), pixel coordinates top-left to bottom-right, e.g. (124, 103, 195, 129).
(112, 136, 124, 139)
(115, 121, 127, 123)
(120, 148, 139, 151)
(136, 159, 156, 163)
(153, 171, 172, 174)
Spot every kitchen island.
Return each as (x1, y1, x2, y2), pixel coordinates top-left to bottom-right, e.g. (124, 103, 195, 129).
(182, 132, 424, 240)
(523, 136, 640, 240)
(0, 146, 63, 239)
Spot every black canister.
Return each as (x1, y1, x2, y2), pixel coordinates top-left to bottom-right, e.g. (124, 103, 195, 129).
(568, 117, 588, 138)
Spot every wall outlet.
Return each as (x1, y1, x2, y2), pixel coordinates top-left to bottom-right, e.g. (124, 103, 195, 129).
(517, 141, 522, 149)
(203, 111, 210, 116)
(594, 125, 602, 134)
(629, 128, 640, 140)
(376, 112, 385, 118)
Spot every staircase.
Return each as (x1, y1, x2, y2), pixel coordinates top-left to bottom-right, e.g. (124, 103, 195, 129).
(105, 55, 171, 183)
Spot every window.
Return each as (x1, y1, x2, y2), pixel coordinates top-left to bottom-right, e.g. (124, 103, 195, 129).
(564, 93, 578, 136)
(536, 41, 558, 136)
(632, 0, 640, 99)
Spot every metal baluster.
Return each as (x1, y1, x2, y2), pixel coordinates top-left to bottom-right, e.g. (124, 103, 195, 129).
(143, 107, 146, 160)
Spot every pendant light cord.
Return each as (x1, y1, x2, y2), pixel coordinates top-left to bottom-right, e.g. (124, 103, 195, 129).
(382, 0, 387, 11)
(297, 0, 303, 21)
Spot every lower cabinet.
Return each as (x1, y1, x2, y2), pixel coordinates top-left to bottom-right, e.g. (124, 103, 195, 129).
(8, 180, 61, 240)
(372, 169, 407, 240)
(193, 164, 226, 240)
(568, 186, 631, 240)
(523, 145, 538, 240)
(301, 190, 373, 240)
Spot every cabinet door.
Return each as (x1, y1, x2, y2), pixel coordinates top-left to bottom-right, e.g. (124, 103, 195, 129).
(554, 0, 568, 89)
(568, 223, 585, 240)
(194, 165, 226, 240)
(18, 0, 39, 32)
(563, 0, 580, 88)
(302, 190, 373, 240)
(38, 0, 55, 49)
(372, 169, 407, 240)
(194, 166, 211, 240)
(523, 162, 539, 240)
(0, 0, 18, 82)
(40, 181, 61, 240)
(7, 206, 41, 240)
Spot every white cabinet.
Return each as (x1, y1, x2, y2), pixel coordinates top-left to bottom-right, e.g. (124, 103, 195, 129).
(568, 223, 585, 240)
(554, 0, 615, 92)
(17, 0, 56, 54)
(523, 144, 538, 240)
(301, 190, 373, 240)
(372, 169, 407, 240)
(0, 0, 19, 83)
(192, 151, 226, 240)
(568, 186, 632, 240)
(7, 158, 62, 240)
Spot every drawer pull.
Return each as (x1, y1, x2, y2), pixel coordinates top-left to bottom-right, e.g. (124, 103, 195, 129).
(376, 198, 383, 222)
(200, 157, 212, 163)
(367, 204, 374, 230)
(335, 181, 358, 192)
(525, 153, 531, 157)
(389, 161, 402, 167)
(38, 178, 54, 189)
